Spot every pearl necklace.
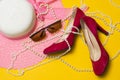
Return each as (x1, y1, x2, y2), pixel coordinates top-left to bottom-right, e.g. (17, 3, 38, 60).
(7, 2, 120, 76)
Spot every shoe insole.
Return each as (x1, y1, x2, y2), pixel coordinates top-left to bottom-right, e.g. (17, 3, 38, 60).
(80, 19, 101, 61)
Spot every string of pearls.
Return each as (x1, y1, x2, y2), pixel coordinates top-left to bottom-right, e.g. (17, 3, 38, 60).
(26, 0, 120, 75)
(7, 1, 120, 76)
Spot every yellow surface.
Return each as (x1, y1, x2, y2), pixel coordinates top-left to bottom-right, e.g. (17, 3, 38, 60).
(0, 0, 120, 80)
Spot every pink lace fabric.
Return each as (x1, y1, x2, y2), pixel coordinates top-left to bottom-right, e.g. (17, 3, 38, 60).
(0, 0, 71, 69)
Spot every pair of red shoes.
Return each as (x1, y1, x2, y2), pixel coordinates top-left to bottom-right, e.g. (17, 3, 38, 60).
(31, 7, 109, 76)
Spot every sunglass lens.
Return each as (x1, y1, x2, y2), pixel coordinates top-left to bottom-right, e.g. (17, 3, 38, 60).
(47, 20, 62, 33)
(30, 29, 46, 42)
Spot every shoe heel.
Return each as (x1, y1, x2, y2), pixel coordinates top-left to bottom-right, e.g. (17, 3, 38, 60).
(97, 24, 109, 35)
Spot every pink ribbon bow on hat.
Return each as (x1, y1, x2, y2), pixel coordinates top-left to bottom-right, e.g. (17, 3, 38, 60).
(28, 0, 61, 21)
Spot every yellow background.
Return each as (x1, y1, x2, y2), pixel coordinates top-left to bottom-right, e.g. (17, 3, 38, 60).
(0, 0, 120, 80)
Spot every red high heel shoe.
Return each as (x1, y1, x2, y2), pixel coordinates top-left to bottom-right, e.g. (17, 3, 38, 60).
(80, 16, 109, 75)
(43, 7, 85, 54)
